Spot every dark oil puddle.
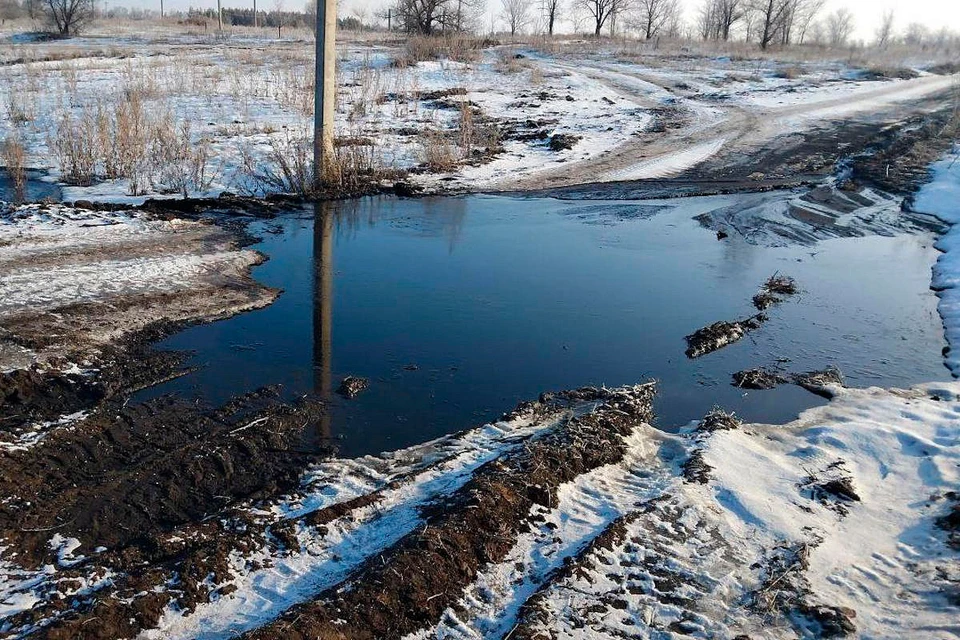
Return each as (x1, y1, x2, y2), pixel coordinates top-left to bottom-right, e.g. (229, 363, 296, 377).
(136, 194, 949, 457)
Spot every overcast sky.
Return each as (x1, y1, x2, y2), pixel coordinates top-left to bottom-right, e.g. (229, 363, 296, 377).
(124, 0, 960, 42)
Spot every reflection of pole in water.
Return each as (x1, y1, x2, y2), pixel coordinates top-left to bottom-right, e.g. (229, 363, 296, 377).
(313, 202, 334, 442)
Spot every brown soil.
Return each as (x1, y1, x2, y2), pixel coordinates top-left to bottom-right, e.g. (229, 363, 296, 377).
(937, 491, 960, 551)
(0, 387, 327, 567)
(241, 384, 656, 640)
(510, 510, 644, 638)
(732, 367, 788, 390)
(751, 543, 857, 637)
(753, 274, 799, 310)
(685, 313, 766, 359)
(0, 384, 330, 639)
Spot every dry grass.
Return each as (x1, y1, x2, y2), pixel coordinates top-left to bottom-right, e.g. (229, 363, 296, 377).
(240, 130, 389, 197)
(396, 35, 488, 66)
(494, 49, 528, 74)
(2, 135, 27, 202)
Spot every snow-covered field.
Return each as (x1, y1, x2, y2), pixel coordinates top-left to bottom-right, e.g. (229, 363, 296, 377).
(1, 31, 956, 201)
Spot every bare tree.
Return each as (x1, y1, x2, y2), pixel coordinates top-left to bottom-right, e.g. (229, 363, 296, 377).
(697, 0, 717, 39)
(699, 0, 743, 40)
(903, 21, 927, 46)
(42, 0, 93, 34)
(791, 0, 823, 43)
(500, 0, 529, 34)
(874, 9, 894, 48)
(541, 0, 560, 34)
(751, 0, 790, 49)
(391, 0, 479, 34)
(0, 0, 27, 21)
(574, 0, 628, 36)
(825, 6, 853, 47)
(633, 0, 677, 39)
(351, 2, 368, 30)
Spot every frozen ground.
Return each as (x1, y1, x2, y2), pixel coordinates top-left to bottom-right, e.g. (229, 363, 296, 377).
(0, 202, 276, 370)
(0, 31, 956, 201)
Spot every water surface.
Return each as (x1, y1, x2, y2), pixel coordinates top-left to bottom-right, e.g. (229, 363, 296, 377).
(139, 194, 948, 457)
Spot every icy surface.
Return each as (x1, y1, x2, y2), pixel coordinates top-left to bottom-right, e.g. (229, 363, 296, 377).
(914, 148, 960, 375)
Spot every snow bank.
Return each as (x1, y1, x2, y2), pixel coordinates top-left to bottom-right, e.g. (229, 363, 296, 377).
(427, 382, 960, 639)
(913, 149, 960, 375)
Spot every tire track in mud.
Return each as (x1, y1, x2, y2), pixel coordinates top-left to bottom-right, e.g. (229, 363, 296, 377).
(236, 384, 656, 640)
(0, 389, 629, 639)
(499, 60, 958, 193)
(496, 61, 757, 190)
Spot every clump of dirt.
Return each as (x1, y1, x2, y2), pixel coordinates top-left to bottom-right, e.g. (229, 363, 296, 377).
(549, 134, 581, 152)
(928, 62, 960, 75)
(337, 375, 369, 399)
(696, 408, 742, 433)
(798, 602, 859, 637)
(750, 542, 857, 637)
(861, 66, 920, 80)
(753, 274, 799, 310)
(799, 460, 860, 517)
(794, 366, 844, 398)
(936, 491, 960, 550)
(421, 87, 468, 101)
(732, 367, 788, 390)
(684, 313, 766, 358)
(242, 384, 656, 640)
(682, 449, 713, 484)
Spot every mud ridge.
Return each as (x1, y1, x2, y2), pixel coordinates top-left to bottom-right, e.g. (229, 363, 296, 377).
(685, 313, 766, 359)
(0, 388, 331, 639)
(241, 384, 656, 640)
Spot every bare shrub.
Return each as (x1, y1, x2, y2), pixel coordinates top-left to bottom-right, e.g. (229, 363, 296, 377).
(2, 135, 27, 202)
(398, 35, 485, 66)
(494, 49, 526, 73)
(458, 99, 474, 157)
(49, 111, 98, 186)
(419, 130, 458, 171)
(150, 116, 217, 197)
(241, 131, 387, 196)
(529, 64, 544, 85)
(48, 94, 217, 197)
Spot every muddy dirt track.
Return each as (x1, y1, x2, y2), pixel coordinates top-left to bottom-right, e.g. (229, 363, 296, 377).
(494, 58, 958, 192)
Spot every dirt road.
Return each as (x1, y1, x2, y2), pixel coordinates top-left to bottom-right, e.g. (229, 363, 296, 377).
(497, 61, 958, 190)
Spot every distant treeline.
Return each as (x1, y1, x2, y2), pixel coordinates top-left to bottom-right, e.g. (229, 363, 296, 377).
(184, 7, 314, 29)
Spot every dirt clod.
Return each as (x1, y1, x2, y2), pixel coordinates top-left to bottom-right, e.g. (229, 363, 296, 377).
(732, 367, 788, 390)
(548, 134, 580, 152)
(337, 376, 369, 399)
(685, 314, 766, 358)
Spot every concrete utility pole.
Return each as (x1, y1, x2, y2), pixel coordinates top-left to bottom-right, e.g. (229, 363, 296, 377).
(313, 0, 337, 185)
(253, 0, 257, 27)
(160, 0, 163, 19)
(217, 0, 223, 30)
